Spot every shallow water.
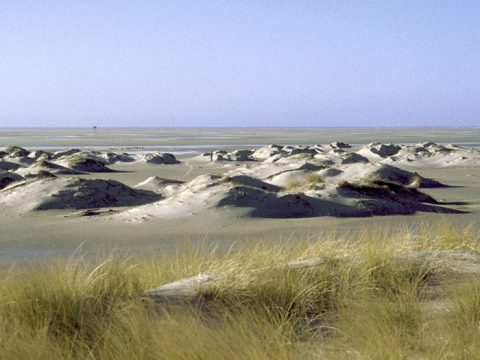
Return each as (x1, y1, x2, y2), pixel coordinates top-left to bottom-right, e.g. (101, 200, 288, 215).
(1, 127, 479, 152)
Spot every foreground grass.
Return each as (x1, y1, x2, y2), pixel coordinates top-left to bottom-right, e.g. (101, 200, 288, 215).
(0, 222, 479, 359)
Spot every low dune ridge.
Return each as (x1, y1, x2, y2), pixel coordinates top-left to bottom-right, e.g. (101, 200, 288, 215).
(0, 171, 24, 190)
(368, 164, 445, 188)
(27, 150, 52, 160)
(122, 163, 462, 220)
(16, 160, 84, 176)
(24, 170, 57, 180)
(137, 152, 180, 164)
(0, 142, 476, 219)
(121, 142, 476, 219)
(0, 161, 22, 171)
(200, 142, 480, 168)
(0, 177, 161, 211)
(134, 176, 184, 195)
(64, 155, 115, 172)
(50, 148, 82, 160)
(37, 178, 161, 210)
(135, 176, 184, 188)
(4, 145, 30, 158)
(100, 152, 136, 164)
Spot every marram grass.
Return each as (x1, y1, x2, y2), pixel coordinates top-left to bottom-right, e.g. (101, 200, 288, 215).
(0, 222, 479, 359)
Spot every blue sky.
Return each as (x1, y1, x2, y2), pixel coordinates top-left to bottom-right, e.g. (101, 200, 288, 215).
(0, 1, 479, 127)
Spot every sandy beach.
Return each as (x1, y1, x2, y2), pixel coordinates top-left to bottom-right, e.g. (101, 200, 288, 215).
(0, 128, 479, 265)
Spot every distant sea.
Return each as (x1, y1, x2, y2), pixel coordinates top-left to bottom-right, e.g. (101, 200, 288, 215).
(1, 127, 479, 156)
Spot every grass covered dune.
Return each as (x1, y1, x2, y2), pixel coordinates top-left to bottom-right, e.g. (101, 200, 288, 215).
(1, 223, 480, 359)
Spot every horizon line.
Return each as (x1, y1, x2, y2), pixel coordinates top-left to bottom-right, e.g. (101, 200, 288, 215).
(1, 126, 479, 130)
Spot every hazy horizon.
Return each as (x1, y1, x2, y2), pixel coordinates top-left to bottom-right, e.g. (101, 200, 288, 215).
(1, 1, 479, 128)
(1, 125, 480, 130)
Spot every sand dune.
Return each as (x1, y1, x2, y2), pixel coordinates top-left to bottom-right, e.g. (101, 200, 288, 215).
(0, 177, 160, 211)
(121, 160, 462, 220)
(0, 171, 24, 190)
(137, 153, 180, 164)
(16, 160, 84, 176)
(0, 142, 476, 220)
(199, 142, 479, 168)
(4, 145, 30, 158)
(0, 161, 22, 171)
(134, 176, 184, 195)
(63, 155, 115, 172)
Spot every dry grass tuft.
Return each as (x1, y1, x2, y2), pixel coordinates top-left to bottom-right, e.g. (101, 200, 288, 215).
(284, 180, 305, 192)
(305, 173, 323, 185)
(284, 172, 324, 192)
(0, 223, 479, 359)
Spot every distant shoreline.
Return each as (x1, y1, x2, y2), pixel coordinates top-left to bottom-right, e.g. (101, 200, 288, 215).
(2, 127, 480, 150)
(1, 126, 480, 130)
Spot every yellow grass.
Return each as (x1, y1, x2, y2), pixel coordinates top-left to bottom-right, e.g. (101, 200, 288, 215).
(284, 172, 324, 192)
(0, 222, 479, 359)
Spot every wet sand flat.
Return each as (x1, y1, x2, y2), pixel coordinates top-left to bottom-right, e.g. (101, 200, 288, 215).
(1, 127, 480, 150)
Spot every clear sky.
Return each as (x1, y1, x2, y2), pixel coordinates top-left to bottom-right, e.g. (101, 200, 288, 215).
(1, 1, 479, 128)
